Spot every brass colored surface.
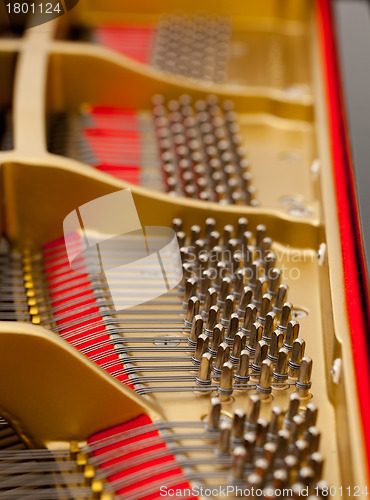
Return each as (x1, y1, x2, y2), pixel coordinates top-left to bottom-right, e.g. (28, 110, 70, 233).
(0, 1, 367, 498)
(0, 323, 159, 448)
(57, 0, 312, 98)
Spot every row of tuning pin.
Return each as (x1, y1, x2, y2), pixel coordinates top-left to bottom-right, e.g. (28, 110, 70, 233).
(153, 95, 256, 204)
(173, 218, 311, 399)
(203, 396, 328, 498)
(151, 14, 231, 82)
(175, 218, 284, 309)
(175, 218, 284, 306)
(191, 336, 311, 401)
(185, 286, 310, 399)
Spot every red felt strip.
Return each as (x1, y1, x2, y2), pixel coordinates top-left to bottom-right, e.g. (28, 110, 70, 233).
(42, 236, 135, 387)
(317, 0, 370, 473)
(95, 25, 155, 64)
(81, 108, 142, 185)
(88, 414, 197, 499)
(42, 236, 196, 497)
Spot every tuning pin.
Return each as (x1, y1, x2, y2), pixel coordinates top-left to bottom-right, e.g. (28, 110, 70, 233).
(252, 277, 268, 308)
(258, 293, 272, 323)
(283, 320, 300, 350)
(272, 468, 289, 490)
(183, 278, 198, 307)
(262, 312, 277, 342)
(283, 393, 301, 428)
(209, 230, 221, 248)
(217, 421, 231, 456)
(225, 313, 239, 344)
(267, 267, 281, 295)
(230, 332, 247, 364)
(199, 270, 211, 301)
(243, 431, 256, 467)
(165, 176, 177, 195)
(272, 284, 289, 314)
(246, 322, 263, 356)
(260, 237, 272, 258)
(277, 302, 293, 332)
(194, 239, 206, 261)
(231, 409, 246, 443)
(195, 99, 207, 113)
(291, 482, 308, 499)
(298, 466, 315, 487)
(236, 286, 253, 316)
(179, 263, 193, 289)
(196, 352, 213, 387)
(168, 99, 180, 112)
(294, 439, 309, 466)
(190, 225, 202, 246)
(221, 295, 235, 326)
(176, 231, 187, 249)
(307, 426, 321, 454)
(275, 429, 290, 465)
(255, 224, 266, 250)
(267, 406, 284, 441)
(242, 231, 253, 250)
(227, 238, 239, 256)
(246, 472, 262, 490)
(198, 252, 209, 270)
(217, 361, 234, 402)
(205, 305, 220, 335)
(291, 414, 306, 444)
(308, 452, 324, 482)
(209, 323, 225, 356)
(192, 333, 209, 366)
(180, 248, 190, 267)
(295, 357, 313, 398)
(231, 446, 246, 482)
(243, 244, 254, 268)
(272, 348, 289, 384)
(304, 403, 318, 430)
(263, 245, 274, 270)
(185, 296, 200, 327)
(315, 481, 330, 498)
(251, 340, 269, 375)
(284, 454, 299, 485)
(152, 103, 166, 119)
(211, 248, 224, 272)
(206, 397, 221, 431)
(233, 269, 246, 298)
(204, 218, 216, 241)
(213, 342, 230, 376)
(234, 350, 250, 385)
(247, 262, 259, 290)
(222, 224, 234, 248)
(184, 184, 197, 198)
(203, 288, 218, 318)
(254, 457, 269, 484)
(264, 442, 278, 473)
(288, 338, 306, 378)
(152, 94, 165, 107)
(217, 277, 232, 305)
(188, 314, 204, 347)
(246, 394, 261, 431)
(256, 359, 273, 399)
(237, 217, 248, 242)
(255, 418, 269, 449)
